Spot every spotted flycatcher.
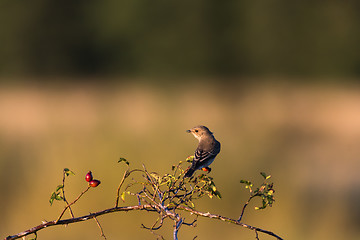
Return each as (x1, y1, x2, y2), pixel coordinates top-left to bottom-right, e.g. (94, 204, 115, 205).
(184, 125, 221, 178)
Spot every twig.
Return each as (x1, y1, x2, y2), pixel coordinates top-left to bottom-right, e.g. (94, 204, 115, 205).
(5, 204, 283, 240)
(61, 170, 75, 218)
(238, 195, 255, 222)
(5, 205, 157, 240)
(93, 215, 107, 239)
(148, 229, 165, 240)
(142, 165, 162, 201)
(173, 218, 183, 240)
(177, 206, 284, 240)
(141, 215, 166, 231)
(6, 162, 283, 240)
(55, 186, 90, 223)
(182, 216, 197, 227)
(115, 169, 129, 207)
(255, 230, 259, 240)
(115, 169, 144, 207)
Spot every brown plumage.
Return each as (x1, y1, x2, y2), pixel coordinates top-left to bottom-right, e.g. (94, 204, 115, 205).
(184, 125, 221, 178)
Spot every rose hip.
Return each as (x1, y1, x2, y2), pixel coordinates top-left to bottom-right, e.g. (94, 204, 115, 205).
(89, 179, 101, 187)
(85, 171, 93, 182)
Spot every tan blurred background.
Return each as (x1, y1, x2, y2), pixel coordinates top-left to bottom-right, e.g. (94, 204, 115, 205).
(1, 1, 360, 240)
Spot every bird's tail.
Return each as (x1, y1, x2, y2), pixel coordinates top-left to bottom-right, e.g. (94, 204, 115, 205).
(184, 167, 195, 178)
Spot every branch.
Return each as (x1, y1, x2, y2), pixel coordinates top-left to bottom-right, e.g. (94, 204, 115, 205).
(177, 206, 284, 240)
(61, 170, 74, 218)
(115, 169, 144, 207)
(55, 186, 90, 223)
(5, 162, 282, 240)
(5, 205, 157, 240)
(238, 195, 255, 222)
(93, 215, 107, 239)
(5, 204, 283, 240)
(115, 169, 129, 207)
(173, 218, 183, 240)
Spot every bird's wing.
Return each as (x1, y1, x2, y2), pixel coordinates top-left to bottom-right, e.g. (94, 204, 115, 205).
(192, 148, 216, 168)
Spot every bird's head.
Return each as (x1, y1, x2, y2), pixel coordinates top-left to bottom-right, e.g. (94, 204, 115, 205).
(186, 125, 213, 141)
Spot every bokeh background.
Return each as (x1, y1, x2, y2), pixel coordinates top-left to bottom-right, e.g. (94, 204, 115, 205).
(1, 1, 360, 239)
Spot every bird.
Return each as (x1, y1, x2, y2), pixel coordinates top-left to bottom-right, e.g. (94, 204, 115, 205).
(184, 125, 221, 178)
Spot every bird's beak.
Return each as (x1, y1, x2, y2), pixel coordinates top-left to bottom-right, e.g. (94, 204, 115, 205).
(186, 129, 191, 133)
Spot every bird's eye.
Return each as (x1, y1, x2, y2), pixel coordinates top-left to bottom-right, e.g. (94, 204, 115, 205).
(195, 130, 198, 132)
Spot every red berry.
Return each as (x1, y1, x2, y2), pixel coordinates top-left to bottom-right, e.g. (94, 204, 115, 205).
(85, 171, 93, 182)
(89, 179, 101, 187)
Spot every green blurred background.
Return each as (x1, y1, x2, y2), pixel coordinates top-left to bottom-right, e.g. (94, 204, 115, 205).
(1, 1, 360, 239)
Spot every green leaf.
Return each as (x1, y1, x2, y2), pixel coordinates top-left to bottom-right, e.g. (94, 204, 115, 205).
(49, 192, 56, 205)
(55, 194, 63, 201)
(49, 191, 63, 205)
(56, 184, 64, 192)
(240, 180, 252, 186)
(64, 168, 75, 176)
(214, 190, 222, 199)
(118, 157, 130, 165)
(121, 192, 126, 202)
(260, 172, 267, 179)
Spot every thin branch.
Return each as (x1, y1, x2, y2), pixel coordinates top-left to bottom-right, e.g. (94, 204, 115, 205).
(142, 165, 162, 200)
(115, 168, 129, 207)
(255, 230, 259, 240)
(177, 206, 284, 240)
(238, 195, 255, 222)
(173, 218, 183, 240)
(115, 169, 144, 207)
(6, 162, 282, 240)
(5, 204, 283, 240)
(55, 186, 90, 223)
(141, 215, 166, 231)
(148, 229, 165, 240)
(61, 171, 74, 218)
(142, 188, 169, 217)
(5, 205, 157, 240)
(136, 191, 143, 205)
(182, 216, 197, 227)
(93, 215, 107, 239)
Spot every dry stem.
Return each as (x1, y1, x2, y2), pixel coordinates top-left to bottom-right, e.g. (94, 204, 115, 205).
(5, 204, 283, 240)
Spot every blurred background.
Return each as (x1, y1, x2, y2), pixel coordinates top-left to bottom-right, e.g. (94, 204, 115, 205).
(1, 1, 360, 239)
